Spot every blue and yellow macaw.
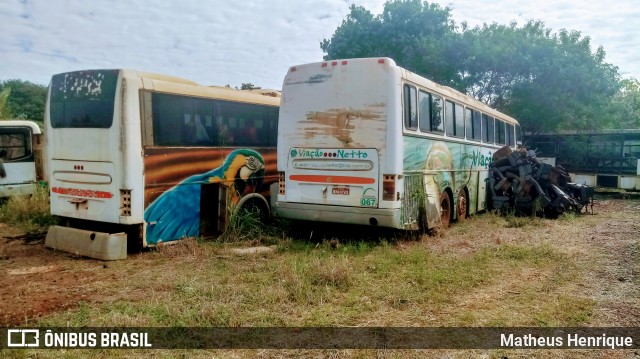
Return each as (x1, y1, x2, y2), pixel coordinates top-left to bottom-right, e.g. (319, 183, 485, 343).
(144, 149, 265, 244)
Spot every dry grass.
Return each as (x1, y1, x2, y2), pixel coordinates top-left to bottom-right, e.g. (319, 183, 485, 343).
(5, 199, 639, 358)
(0, 185, 56, 232)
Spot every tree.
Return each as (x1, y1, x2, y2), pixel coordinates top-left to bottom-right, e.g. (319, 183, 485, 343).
(240, 83, 261, 90)
(321, 0, 462, 87)
(0, 88, 11, 119)
(604, 79, 640, 128)
(0, 80, 48, 122)
(461, 22, 620, 133)
(321, 1, 623, 133)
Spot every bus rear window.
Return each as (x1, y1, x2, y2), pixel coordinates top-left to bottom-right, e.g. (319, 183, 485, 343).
(0, 127, 31, 162)
(50, 70, 118, 128)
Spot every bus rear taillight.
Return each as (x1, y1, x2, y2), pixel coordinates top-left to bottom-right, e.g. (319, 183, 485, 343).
(383, 175, 397, 201)
(278, 172, 285, 195)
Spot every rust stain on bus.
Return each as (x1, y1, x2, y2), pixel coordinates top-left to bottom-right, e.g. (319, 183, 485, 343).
(303, 108, 383, 145)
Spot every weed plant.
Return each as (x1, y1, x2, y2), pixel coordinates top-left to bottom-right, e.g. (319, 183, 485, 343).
(218, 206, 289, 245)
(0, 185, 56, 232)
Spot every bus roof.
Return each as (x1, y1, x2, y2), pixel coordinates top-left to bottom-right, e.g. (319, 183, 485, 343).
(51, 69, 280, 107)
(130, 71, 280, 107)
(288, 57, 519, 126)
(398, 61, 520, 126)
(0, 120, 42, 134)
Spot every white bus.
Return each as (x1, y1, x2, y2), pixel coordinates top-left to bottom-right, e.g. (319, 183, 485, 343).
(274, 57, 520, 230)
(44, 69, 279, 259)
(0, 120, 43, 197)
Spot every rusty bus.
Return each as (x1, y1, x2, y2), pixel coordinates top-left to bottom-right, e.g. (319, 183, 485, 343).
(273, 57, 520, 230)
(44, 69, 279, 259)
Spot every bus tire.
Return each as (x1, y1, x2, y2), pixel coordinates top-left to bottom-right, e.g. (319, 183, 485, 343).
(236, 196, 270, 223)
(456, 188, 468, 222)
(440, 191, 451, 228)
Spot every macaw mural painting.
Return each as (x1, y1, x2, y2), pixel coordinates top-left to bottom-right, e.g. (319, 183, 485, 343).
(144, 148, 266, 245)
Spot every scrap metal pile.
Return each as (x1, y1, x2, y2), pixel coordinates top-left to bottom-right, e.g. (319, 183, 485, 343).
(488, 146, 595, 217)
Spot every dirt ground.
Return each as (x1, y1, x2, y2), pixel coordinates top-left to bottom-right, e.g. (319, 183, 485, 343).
(0, 198, 638, 327)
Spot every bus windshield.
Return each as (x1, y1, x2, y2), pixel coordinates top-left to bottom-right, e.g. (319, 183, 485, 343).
(49, 70, 119, 128)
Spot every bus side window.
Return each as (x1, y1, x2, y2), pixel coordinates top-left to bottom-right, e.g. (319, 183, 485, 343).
(472, 110, 482, 141)
(403, 84, 417, 130)
(506, 123, 515, 146)
(153, 93, 188, 146)
(482, 114, 494, 144)
(193, 99, 215, 145)
(431, 95, 444, 133)
(445, 101, 464, 138)
(445, 100, 455, 136)
(465, 108, 479, 141)
(454, 103, 464, 138)
(267, 107, 278, 147)
(419, 90, 444, 134)
(239, 118, 260, 145)
(418, 90, 431, 133)
(495, 119, 506, 145)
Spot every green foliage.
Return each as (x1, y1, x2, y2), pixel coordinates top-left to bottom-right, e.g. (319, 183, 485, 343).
(321, 0, 462, 87)
(321, 1, 626, 132)
(239, 83, 261, 90)
(604, 79, 640, 128)
(0, 88, 11, 119)
(0, 185, 57, 233)
(0, 79, 47, 121)
(218, 205, 285, 245)
(490, 24, 621, 133)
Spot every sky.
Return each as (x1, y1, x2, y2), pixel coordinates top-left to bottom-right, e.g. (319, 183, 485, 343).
(1, 0, 638, 90)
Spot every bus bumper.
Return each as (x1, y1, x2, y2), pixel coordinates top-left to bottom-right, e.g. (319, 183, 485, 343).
(274, 201, 403, 229)
(45, 225, 127, 260)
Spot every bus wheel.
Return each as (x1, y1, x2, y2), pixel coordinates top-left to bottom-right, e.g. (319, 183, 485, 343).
(440, 191, 451, 228)
(456, 188, 468, 222)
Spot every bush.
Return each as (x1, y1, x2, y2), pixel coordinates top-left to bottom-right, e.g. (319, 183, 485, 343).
(0, 185, 56, 232)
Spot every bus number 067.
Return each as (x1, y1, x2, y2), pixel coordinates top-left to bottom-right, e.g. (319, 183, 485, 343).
(361, 198, 376, 206)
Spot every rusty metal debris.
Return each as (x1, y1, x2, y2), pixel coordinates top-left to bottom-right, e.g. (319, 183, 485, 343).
(488, 146, 595, 217)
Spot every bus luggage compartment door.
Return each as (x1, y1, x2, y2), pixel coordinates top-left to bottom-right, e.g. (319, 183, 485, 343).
(200, 183, 230, 236)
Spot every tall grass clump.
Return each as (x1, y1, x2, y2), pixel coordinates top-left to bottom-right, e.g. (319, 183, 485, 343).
(218, 205, 284, 244)
(0, 185, 56, 232)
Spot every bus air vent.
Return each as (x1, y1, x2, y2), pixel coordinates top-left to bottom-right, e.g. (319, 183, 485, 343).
(120, 189, 132, 216)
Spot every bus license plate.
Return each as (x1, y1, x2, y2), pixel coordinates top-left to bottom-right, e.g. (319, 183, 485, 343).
(332, 187, 350, 195)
